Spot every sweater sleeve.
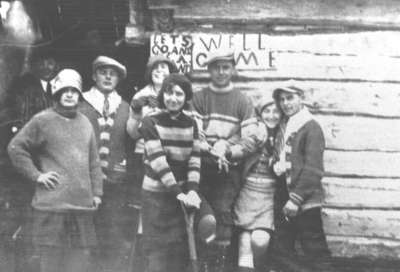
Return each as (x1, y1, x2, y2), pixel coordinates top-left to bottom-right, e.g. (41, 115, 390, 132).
(289, 123, 325, 206)
(89, 130, 103, 197)
(239, 95, 258, 141)
(7, 117, 44, 182)
(139, 117, 182, 196)
(187, 120, 201, 192)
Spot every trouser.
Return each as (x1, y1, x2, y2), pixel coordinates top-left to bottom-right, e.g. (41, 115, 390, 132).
(94, 184, 135, 272)
(39, 246, 90, 272)
(273, 207, 332, 271)
(199, 164, 241, 241)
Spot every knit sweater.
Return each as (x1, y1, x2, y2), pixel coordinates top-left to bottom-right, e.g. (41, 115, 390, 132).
(7, 108, 103, 212)
(79, 90, 130, 184)
(284, 119, 325, 211)
(139, 111, 201, 196)
(192, 84, 257, 159)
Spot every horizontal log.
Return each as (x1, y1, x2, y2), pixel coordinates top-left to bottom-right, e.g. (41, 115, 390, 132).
(316, 115, 400, 152)
(175, 0, 400, 29)
(192, 81, 400, 118)
(327, 235, 400, 259)
(322, 208, 400, 240)
(323, 177, 400, 209)
(324, 150, 400, 177)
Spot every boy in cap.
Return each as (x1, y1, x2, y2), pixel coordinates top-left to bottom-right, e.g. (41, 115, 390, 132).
(79, 56, 132, 272)
(8, 69, 103, 272)
(272, 83, 331, 270)
(192, 49, 257, 267)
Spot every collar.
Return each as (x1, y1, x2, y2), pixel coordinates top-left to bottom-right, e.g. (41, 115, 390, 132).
(209, 82, 234, 93)
(83, 87, 122, 116)
(40, 78, 56, 92)
(284, 107, 313, 140)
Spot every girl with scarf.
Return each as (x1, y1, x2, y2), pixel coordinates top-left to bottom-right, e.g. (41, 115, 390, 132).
(227, 96, 282, 272)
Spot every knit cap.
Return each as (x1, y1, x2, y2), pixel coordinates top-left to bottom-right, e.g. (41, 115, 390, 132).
(52, 69, 82, 95)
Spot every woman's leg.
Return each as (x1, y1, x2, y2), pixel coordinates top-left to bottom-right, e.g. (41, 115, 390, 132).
(251, 229, 271, 271)
(238, 231, 254, 270)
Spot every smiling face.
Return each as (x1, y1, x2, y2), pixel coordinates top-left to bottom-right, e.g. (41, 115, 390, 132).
(59, 87, 80, 108)
(208, 60, 235, 88)
(278, 91, 303, 117)
(261, 103, 282, 129)
(92, 66, 119, 94)
(34, 57, 59, 81)
(151, 62, 170, 86)
(163, 84, 186, 114)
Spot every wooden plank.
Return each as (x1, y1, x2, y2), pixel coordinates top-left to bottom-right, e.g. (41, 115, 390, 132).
(175, 0, 400, 28)
(152, 32, 400, 81)
(316, 115, 400, 152)
(327, 235, 400, 259)
(192, 81, 400, 118)
(323, 177, 400, 209)
(322, 208, 400, 240)
(324, 150, 400, 177)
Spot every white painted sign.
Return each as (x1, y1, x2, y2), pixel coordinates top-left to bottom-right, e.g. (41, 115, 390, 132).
(151, 32, 400, 81)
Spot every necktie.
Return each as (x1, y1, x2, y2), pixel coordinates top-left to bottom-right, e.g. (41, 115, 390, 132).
(103, 94, 110, 118)
(46, 81, 52, 97)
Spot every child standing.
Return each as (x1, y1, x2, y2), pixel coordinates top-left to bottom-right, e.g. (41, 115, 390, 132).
(7, 69, 103, 272)
(230, 96, 282, 272)
(272, 84, 331, 271)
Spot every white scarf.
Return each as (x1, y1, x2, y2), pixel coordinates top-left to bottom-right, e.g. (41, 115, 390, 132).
(83, 87, 121, 116)
(278, 107, 314, 183)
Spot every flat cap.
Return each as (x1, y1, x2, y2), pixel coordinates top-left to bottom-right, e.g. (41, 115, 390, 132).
(204, 49, 235, 66)
(92, 56, 127, 79)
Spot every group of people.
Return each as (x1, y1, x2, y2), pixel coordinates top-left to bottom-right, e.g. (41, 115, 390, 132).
(1, 47, 332, 272)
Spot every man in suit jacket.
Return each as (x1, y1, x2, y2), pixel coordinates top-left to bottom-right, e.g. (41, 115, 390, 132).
(0, 47, 60, 272)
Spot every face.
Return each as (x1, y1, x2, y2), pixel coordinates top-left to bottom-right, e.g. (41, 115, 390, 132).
(208, 60, 235, 88)
(151, 62, 170, 86)
(163, 84, 186, 113)
(261, 103, 281, 129)
(93, 66, 119, 93)
(278, 91, 303, 117)
(34, 57, 59, 81)
(59, 87, 80, 108)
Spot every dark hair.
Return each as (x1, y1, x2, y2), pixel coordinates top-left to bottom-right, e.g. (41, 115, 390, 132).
(157, 74, 192, 111)
(144, 56, 178, 84)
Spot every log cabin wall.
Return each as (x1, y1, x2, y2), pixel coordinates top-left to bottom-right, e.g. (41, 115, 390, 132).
(126, 0, 400, 260)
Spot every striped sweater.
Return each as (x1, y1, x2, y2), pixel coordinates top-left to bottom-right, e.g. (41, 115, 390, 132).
(192, 84, 257, 158)
(139, 111, 201, 196)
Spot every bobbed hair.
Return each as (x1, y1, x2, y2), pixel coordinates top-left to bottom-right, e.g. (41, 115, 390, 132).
(157, 73, 192, 111)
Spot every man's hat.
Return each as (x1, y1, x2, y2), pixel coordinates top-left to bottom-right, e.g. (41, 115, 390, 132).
(204, 49, 235, 67)
(92, 56, 127, 79)
(52, 69, 82, 96)
(272, 81, 305, 101)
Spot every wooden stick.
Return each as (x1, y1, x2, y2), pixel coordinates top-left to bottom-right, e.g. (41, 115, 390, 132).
(181, 202, 200, 272)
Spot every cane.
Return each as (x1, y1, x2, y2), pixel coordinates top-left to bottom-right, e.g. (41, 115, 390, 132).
(180, 202, 200, 272)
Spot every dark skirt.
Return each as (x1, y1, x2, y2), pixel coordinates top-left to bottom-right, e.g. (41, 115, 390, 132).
(32, 209, 97, 248)
(141, 190, 186, 249)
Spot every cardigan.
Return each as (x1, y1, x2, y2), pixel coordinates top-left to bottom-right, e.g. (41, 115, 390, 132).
(285, 119, 325, 211)
(7, 108, 103, 212)
(139, 111, 201, 196)
(79, 91, 130, 184)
